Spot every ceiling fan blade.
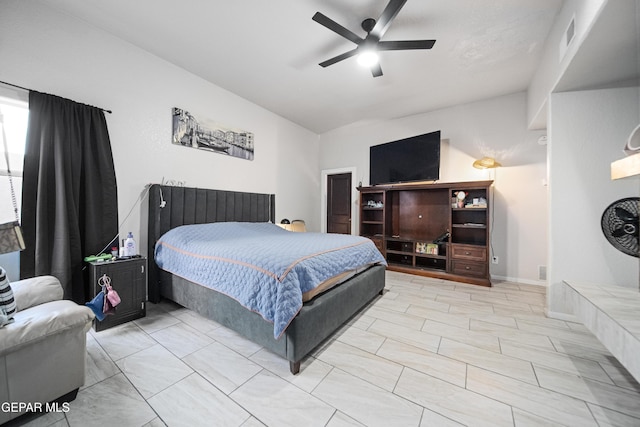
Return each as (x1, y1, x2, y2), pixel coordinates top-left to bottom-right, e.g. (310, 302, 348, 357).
(371, 0, 408, 39)
(371, 63, 383, 78)
(378, 40, 436, 50)
(313, 12, 363, 45)
(319, 48, 359, 67)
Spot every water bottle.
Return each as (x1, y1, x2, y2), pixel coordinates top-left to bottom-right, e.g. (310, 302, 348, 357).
(124, 232, 136, 256)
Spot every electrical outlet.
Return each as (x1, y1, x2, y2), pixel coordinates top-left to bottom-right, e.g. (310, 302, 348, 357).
(492, 256, 499, 264)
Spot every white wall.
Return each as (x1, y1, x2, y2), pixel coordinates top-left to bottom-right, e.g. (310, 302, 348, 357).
(319, 92, 548, 284)
(527, 0, 606, 129)
(0, 0, 320, 270)
(547, 86, 640, 318)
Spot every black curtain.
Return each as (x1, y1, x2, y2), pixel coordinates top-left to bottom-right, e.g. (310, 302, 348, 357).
(20, 91, 118, 303)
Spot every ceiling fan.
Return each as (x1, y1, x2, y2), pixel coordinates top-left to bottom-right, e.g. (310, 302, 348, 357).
(312, 0, 436, 77)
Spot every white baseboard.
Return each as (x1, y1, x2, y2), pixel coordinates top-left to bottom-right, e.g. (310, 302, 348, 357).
(491, 275, 547, 287)
(546, 309, 578, 322)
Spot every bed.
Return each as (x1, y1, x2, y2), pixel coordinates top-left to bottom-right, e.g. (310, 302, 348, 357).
(146, 184, 386, 374)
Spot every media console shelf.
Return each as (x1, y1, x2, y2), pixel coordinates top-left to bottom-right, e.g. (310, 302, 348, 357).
(359, 180, 492, 286)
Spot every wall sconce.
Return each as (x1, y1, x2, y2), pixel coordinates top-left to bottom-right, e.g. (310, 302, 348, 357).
(473, 157, 502, 169)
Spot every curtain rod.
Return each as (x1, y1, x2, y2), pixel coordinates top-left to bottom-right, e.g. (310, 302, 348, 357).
(0, 80, 112, 114)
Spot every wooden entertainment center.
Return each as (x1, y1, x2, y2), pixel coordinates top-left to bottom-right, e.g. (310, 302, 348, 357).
(358, 180, 492, 286)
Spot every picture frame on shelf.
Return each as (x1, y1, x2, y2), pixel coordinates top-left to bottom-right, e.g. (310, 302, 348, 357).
(416, 242, 439, 255)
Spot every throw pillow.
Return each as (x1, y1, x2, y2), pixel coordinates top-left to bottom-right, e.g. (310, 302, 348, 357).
(0, 267, 17, 327)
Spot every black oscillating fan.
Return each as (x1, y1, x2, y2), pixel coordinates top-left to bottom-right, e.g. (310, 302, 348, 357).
(601, 197, 639, 257)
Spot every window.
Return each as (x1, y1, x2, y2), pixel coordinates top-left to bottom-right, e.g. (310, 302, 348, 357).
(0, 97, 28, 223)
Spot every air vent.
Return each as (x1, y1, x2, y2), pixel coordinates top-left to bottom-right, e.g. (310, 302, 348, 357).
(559, 15, 576, 61)
(566, 18, 575, 46)
(538, 265, 547, 281)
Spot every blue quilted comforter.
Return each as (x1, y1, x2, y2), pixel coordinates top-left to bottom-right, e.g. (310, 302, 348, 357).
(155, 222, 386, 338)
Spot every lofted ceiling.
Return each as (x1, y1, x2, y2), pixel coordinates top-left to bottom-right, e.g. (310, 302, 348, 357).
(46, 0, 564, 134)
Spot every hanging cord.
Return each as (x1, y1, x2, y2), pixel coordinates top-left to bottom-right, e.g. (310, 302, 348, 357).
(95, 184, 152, 255)
(0, 113, 20, 224)
(490, 171, 497, 262)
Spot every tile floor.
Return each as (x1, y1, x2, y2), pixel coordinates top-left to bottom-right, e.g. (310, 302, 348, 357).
(14, 271, 640, 427)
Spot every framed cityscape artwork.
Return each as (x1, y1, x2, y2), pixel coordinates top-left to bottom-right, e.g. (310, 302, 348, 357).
(172, 107, 254, 161)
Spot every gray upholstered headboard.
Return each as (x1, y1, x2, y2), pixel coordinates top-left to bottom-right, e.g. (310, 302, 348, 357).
(146, 184, 275, 302)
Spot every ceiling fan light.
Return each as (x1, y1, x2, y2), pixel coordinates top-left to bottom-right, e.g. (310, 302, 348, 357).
(357, 50, 379, 67)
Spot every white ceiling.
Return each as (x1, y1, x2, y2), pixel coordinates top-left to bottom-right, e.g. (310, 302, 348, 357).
(47, 0, 564, 134)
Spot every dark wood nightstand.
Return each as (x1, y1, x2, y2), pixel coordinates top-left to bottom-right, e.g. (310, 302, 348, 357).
(87, 257, 147, 331)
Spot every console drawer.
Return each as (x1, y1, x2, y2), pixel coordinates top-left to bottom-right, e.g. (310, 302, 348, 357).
(451, 244, 487, 261)
(450, 259, 487, 278)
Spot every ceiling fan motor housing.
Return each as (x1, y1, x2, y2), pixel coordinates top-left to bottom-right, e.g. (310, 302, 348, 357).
(362, 18, 376, 33)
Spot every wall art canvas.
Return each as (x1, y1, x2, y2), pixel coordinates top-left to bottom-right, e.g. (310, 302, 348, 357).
(172, 107, 254, 161)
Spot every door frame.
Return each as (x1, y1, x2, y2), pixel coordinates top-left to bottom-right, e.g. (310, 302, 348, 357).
(321, 167, 358, 235)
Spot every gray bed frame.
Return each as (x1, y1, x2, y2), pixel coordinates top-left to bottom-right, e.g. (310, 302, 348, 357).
(146, 184, 385, 374)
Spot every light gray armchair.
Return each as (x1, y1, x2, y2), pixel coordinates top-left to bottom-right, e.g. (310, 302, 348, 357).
(0, 275, 94, 424)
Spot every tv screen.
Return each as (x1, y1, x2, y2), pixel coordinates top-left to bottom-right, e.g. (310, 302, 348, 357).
(369, 131, 441, 185)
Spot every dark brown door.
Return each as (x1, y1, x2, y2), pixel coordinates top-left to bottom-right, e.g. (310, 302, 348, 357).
(327, 173, 352, 234)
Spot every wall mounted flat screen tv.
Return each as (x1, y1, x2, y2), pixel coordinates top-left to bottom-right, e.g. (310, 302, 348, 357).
(369, 130, 441, 185)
